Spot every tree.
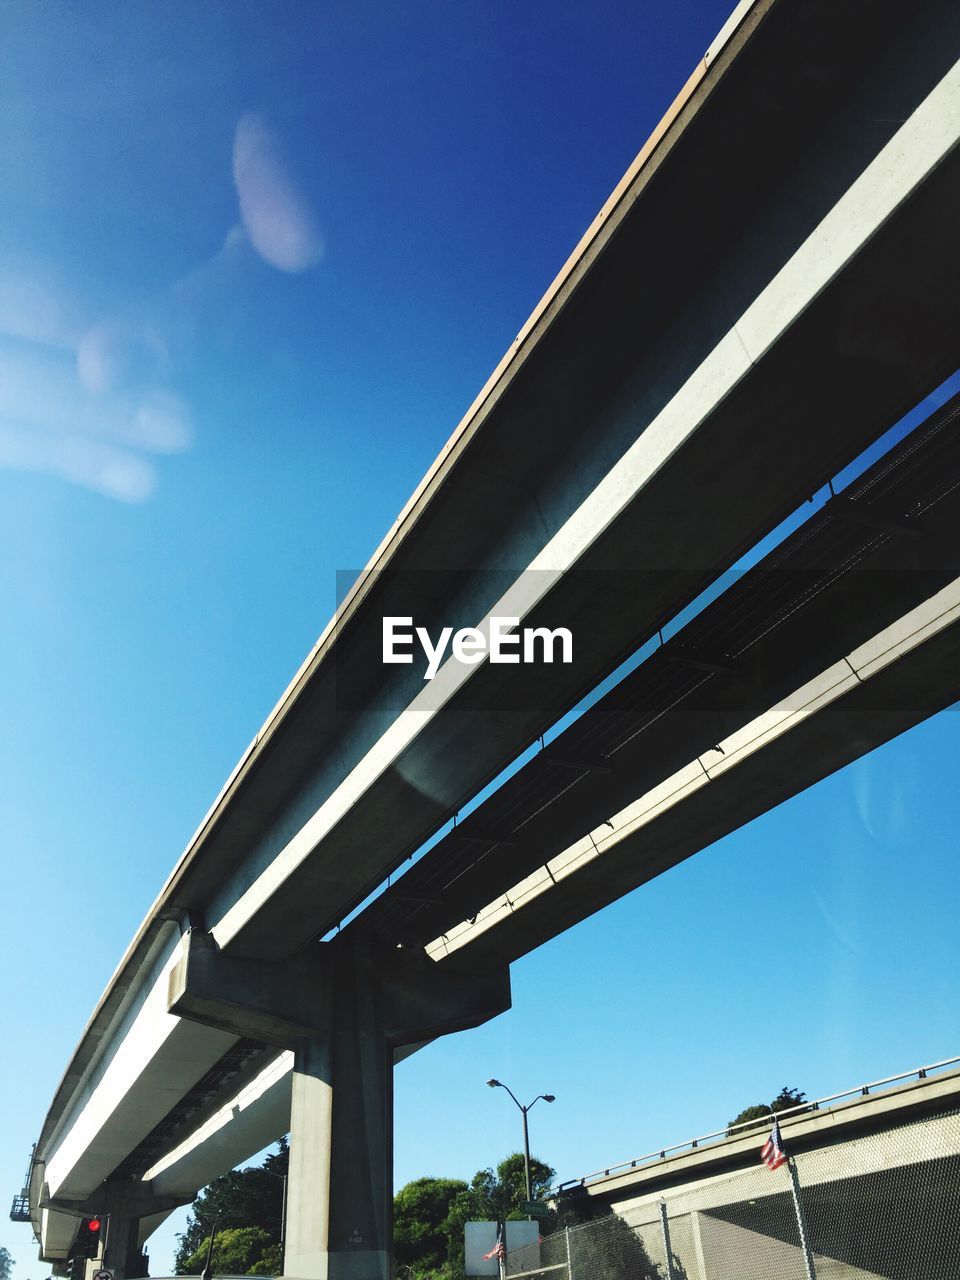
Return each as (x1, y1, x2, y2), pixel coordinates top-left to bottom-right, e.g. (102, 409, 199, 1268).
(728, 1085, 807, 1135)
(460, 1152, 554, 1222)
(248, 1243, 282, 1276)
(0, 1246, 14, 1280)
(439, 1153, 556, 1280)
(394, 1177, 468, 1278)
(770, 1086, 807, 1113)
(180, 1227, 272, 1276)
(392, 1153, 556, 1280)
(174, 1139, 287, 1274)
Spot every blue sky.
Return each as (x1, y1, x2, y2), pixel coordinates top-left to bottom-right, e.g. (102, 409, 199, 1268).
(1, 2, 958, 1275)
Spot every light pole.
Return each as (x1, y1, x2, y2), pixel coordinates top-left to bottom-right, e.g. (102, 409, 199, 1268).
(262, 1166, 288, 1275)
(486, 1080, 555, 1213)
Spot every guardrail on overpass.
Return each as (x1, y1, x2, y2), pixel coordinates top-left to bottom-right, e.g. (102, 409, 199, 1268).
(557, 1053, 960, 1191)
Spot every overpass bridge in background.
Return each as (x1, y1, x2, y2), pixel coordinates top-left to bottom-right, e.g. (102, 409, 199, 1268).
(531, 1057, 960, 1279)
(22, 2, 960, 1278)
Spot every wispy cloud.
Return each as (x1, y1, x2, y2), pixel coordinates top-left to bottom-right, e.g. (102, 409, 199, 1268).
(0, 112, 323, 503)
(0, 326, 192, 503)
(0, 420, 156, 503)
(233, 112, 324, 273)
(0, 269, 80, 351)
(852, 754, 912, 845)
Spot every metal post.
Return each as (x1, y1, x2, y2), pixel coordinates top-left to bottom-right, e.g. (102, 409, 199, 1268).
(522, 1107, 533, 1210)
(564, 1226, 573, 1280)
(787, 1158, 817, 1280)
(658, 1199, 676, 1280)
(486, 1081, 555, 1219)
(262, 1160, 287, 1273)
(279, 1173, 287, 1275)
(201, 1216, 220, 1280)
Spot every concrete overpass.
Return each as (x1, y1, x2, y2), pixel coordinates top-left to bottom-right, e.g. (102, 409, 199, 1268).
(414, 387, 960, 973)
(544, 1058, 960, 1279)
(85, 378, 960, 1256)
(24, 2, 960, 1277)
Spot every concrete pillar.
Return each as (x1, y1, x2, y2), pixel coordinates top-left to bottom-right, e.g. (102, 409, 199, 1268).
(41, 1178, 185, 1280)
(688, 1211, 709, 1280)
(102, 1209, 145, 1280)
(169, 931, 511, 1280)
(99, 1178, 179, 1279)
(285, 946, 394, 1280)
(287, 1039, 336, 1280)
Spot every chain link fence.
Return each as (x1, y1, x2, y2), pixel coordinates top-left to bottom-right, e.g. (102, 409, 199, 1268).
(505, 1106, 960, 1280)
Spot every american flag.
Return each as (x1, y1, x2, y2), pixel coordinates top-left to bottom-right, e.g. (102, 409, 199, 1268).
(483, 1229, 505, 1261)
(760, 1117, 787, 1170)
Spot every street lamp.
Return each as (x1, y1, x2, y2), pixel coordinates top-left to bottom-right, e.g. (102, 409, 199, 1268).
(486, 1080, 556, 1213)
(262, 1166, 288, 1275)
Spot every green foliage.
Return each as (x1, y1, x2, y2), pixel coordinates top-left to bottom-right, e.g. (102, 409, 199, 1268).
(726, 1102, 774, 1135)
(468, 1152, 554, 1220)
(180, 1227, 272, 1276)
(396, 1153, 556, 1280)
(770, 1086, 807, 1113)
(728, 1085, 807, 1135)
(248, 1244, 282, 1276)
(0, 1246, 14, 1280)
(394, 1177, 468, 1277)
(174, 1138, 287, 1274)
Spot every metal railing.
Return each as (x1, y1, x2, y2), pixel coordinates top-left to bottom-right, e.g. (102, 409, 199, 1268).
(8, 1194, 30, 1223)
(557, 1054, 960, 1190)
(9, 1143, 35, 1222)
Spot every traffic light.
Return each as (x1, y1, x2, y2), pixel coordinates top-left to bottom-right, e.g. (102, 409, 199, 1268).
(75, 1216, 102, 1259)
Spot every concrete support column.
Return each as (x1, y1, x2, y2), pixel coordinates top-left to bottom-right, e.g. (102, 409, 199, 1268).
(287, 1039, 336, 1280)
(41, 1178, 186, 1280)
(688, 1211, 709, 1280)
(286, 953, 393, 1279)
(102, 1209, 145, 1280)
(99, 1177, 178, 1280)
(169, 931, 511, 1280)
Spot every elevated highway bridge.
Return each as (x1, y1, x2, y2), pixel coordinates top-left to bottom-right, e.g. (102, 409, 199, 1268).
(24, 2, 960, 1277)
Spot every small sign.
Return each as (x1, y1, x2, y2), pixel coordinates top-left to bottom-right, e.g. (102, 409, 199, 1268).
(94, 1269, 114, 1280)
(521, 1201, 550, 1219)
(465, 1222, 500, 1276)
(505, 1221, 540, 1252)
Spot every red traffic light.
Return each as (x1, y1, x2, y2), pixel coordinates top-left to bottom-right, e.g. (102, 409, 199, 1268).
(76, 1216, 103, 1260)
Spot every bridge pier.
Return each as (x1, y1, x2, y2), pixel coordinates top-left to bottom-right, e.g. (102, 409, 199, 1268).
(40, 1178, 182, 1280)
(284, 951, 394, 1280)
(101, 1200, 147, 1280)
(169, 931, 511, 1280)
